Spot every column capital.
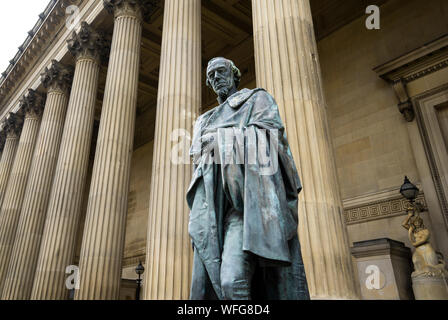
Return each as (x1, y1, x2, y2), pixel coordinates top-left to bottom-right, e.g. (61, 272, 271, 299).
(19, 89, 46, 119)
(41, 60, 74, 94)
(103, 0, 158, 21)
(67, 22, 110, 63)
(2, 112, 23, 138)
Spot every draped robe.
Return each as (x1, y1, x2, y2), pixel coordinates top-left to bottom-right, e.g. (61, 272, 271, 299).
(186, 88, 310, 300)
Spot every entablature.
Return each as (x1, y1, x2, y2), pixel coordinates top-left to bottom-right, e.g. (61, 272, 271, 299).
(374, 34, 448, 122)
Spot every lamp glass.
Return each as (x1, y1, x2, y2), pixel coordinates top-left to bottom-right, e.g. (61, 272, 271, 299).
(400, 176, 419, 201)
(135, 262, 145, 275)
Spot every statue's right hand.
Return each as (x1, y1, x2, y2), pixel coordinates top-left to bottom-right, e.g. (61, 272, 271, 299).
(200, 132, 217, 153)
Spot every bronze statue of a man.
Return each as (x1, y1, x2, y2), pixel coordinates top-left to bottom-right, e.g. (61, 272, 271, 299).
(186, 57, 310, 300)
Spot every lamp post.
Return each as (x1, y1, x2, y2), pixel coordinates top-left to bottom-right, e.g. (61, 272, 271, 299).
(135, 261, 144, 300)
(400, 176, 419, 204)
(399, 176, 425, 214)
(399, 178, 448, 299)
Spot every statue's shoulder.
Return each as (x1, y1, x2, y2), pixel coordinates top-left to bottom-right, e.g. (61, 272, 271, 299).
(247, 88, 279, 110)
(251, 88, 274, 99)
(241, 87, 269, 97)
(228, 88, 271, 109)
(246, 88, 277, 106)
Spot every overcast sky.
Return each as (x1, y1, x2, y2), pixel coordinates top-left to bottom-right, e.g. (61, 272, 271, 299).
(0, 0, 50, 73)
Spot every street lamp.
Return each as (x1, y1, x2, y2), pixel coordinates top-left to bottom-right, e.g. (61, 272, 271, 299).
(399, 176, 426, 215)
(135, 261, 145, 300)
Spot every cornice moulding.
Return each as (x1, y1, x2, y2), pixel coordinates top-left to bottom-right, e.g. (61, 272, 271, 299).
(373, 34, 448, 122)
(373, 34, 448, 84)
(0, 0, 86, 110)
(0, 0, 58, 83)
(0, 0, 105, 127)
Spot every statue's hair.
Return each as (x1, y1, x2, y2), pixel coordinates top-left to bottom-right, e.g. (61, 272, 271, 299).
(206, 57, 241, 89)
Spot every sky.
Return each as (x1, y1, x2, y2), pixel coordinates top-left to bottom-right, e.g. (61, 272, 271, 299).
(0, 0, 51, 73)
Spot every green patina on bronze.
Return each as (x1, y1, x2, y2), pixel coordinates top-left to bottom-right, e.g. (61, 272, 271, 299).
(186, 57, 310, 300)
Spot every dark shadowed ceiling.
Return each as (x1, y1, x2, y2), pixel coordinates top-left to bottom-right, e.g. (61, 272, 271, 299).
(310, 0, 389, 40)
(88, 0, 390, 149)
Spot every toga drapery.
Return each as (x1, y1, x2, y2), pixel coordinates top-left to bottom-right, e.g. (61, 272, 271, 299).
(186, 88, 310, 300)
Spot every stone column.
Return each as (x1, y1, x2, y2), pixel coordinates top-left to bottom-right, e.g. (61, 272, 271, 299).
(143, 0, 201, 300)
(31, 22, 109, 300)
(1, 61, 72, 300)
(0, 114, 21, 207)
(75, 0, 156, 300)
(0, 90, 44, 294)
(252, 0, 359, 299)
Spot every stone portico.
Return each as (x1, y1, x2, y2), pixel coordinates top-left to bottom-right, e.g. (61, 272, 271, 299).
(0, 0, 447, 300)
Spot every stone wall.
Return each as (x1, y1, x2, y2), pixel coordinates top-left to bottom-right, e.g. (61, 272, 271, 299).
(123, 141, 154, 274)
(317, 0, 448, 251)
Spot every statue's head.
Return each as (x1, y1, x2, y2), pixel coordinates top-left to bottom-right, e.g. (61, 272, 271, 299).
(206, 57, 241, 103)
(413, 215, 424, 229)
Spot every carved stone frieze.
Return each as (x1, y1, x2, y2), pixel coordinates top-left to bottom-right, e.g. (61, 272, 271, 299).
(41, 60, 74, 94)
(344, 192, 427, 225)
(67, 22, 110, 63)
(103, 0, 158, 21)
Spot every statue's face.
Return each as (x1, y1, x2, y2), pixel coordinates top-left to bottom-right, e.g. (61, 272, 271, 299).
(207, 59, 235, 100)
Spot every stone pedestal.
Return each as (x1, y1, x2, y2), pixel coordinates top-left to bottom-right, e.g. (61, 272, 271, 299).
(351, 238, 414, 300)
(412, 275, 448, 300)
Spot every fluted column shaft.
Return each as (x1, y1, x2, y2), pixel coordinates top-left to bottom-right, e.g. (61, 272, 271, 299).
(0, 132, 19, 207)
(75, 4, 143, 300)
(1, 81, 71, 299)
(31, 56, 101, 299)
(252, 0, 358, 299)
(0, 110, 41, 294)
(143, 0, 201, 300)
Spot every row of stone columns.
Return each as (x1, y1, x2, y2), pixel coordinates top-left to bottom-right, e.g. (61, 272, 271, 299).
(75, 0, 146, 300)
(32, 22, 107, 300)
(251, 0, 359, 299)
(142, 0, 359, 300)
(0, 22, 108, 299)
(0, 0, 155, 301)
(144, 0, 201, 300)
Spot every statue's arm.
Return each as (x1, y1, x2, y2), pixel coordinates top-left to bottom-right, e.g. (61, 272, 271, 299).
(408, 226, 417, 246)
(245, 90, 284, 131)
(402, 211, 413, 230)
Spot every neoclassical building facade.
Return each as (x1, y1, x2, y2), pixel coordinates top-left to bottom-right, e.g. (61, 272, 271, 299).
(0, 0, 446, 300)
